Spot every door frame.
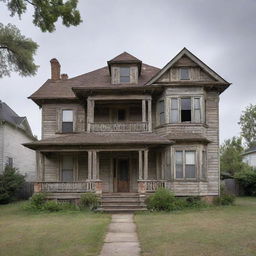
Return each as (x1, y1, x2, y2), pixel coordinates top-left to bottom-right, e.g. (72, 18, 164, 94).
(113, 157, 130, 192)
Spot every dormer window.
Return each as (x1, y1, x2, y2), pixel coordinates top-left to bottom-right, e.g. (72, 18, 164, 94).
(180, 68, 189, 80)
(120, 67, 130, 83)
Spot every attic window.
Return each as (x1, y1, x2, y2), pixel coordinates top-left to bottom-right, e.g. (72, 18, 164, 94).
(180, 68, 189, 80)
(120, 67, 130, 83)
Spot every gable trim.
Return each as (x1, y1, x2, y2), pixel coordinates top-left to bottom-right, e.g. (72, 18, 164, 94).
(146, 48, 230, 86)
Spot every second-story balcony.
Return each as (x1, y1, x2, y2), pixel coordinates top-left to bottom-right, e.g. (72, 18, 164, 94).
(87, 96, 152, 133)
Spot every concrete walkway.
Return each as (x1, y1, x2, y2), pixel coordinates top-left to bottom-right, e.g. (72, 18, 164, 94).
(99, 214, 140, 256)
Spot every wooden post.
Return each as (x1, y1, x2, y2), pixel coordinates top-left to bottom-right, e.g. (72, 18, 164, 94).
(37, 151, 45, 182)
(139, 150, 143, 180)
(144, 149, 148, 180)
(142, 99, 146, 122)
(161, 151, 165, 179)
(88, 151, 92, 180)
(96, 151, 100, 180)
(147, 99, 152, 132)
(92, 150, 97, 180)
(87, 98, 91, 132)
(156, 152, 160, 180)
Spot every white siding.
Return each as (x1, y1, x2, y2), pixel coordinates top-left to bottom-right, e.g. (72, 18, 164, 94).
(243, 153, 256, 168)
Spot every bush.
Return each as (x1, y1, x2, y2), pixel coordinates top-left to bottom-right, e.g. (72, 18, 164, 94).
(146, 188, 209, 212)
(43, 200, 63, 212)
(79, 193, 99, 210)
(29, 193, 46, 209)
(235, 167, 256, 196)
(0, 165, 25, 204)
(213, 186, 236, 206)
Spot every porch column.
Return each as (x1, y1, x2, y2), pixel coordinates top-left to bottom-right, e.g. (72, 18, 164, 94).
(37, 151, 45, 181)
(139, 150, 143, 180)
(142, 99, 146, 122)
(143, 149, 148, 180)
(147, 99, 152, 132)
(92, 150, 97, 180)
(161, 151, 165, 179)
(87, 151, 92, 180)
(156, 152, 161, 180)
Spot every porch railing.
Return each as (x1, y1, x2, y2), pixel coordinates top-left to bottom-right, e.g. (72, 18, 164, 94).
(138, 180, 167, 193)
(90, 122, 148, 132)
(34, 181, 98, 193)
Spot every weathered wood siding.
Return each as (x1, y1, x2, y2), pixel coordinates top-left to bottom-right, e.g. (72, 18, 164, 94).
(44, 153, 59, 181)
(41, 103, 86, 139)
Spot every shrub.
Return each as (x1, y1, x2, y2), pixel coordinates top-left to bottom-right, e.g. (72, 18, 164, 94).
(0, 165, 25, 204)
(43, 200, 63, 212)
(29, 193, 46, 209)
(79, 193, 99, 210)
(185, 196, 208, 208)
(235, 167, 256, 196)
(214, 186, 236, 206)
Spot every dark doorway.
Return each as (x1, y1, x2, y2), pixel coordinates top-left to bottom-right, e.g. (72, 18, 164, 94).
(117, 159, 129, 192)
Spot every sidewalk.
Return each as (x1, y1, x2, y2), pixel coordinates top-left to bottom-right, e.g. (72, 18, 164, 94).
(99, 214, 140, 256)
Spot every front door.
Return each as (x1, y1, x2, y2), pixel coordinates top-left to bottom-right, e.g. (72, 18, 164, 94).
(117, 159, 129, 192)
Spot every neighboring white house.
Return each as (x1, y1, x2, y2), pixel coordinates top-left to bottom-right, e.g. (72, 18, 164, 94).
(0, 100, 37, 181)
(242, 146, 256, 169)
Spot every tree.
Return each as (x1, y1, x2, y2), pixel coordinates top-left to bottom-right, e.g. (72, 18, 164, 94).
(220, 136, 246, 176)
(239, 104, 256, 149)
(0, 0, 82, 77)
(0, 23, 38, 77)
(0, 165, 25, 204)
(1, 0, 82, 32)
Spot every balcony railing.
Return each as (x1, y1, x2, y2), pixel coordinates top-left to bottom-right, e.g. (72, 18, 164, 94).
(90, 122, 149, 132)
(138, 180, 167, 193)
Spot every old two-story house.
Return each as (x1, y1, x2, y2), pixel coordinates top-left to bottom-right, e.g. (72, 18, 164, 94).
(24, 48, 230, 211)
(0, 101, 37, 181)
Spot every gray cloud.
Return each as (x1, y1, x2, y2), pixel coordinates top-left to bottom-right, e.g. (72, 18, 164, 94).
(1, 0, 255, 142)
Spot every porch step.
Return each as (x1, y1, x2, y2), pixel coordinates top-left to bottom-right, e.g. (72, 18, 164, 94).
(100, 193, 147, 213)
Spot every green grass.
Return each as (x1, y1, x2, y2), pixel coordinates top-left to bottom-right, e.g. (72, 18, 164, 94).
(0, 201, 111, 256)
(135, 197, 256, 256)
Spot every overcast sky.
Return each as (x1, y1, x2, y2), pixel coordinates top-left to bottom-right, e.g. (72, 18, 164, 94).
(1, 0, 256, 142)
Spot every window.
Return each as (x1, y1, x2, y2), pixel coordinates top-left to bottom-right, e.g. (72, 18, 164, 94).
(120, 67, 130, 83)
(181, 98, 191, 122)
(62, 110, 73, 133)
(62, 156, 73, 182)
(7, 157, 13, 168)
(117, 109, 126, 121)
(159, 100, 165, 125)
(170, 97, 203, 123)
(175, 150, 196, 179)
(180, 68, 189, 80)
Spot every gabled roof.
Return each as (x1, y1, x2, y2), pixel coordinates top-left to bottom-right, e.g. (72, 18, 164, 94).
(146, 48, 230, 86)
(23, 132, 173, 150)
(242, 145, 256, 156)
(108, 52, 142, 63)
(0, 101, 35, 139)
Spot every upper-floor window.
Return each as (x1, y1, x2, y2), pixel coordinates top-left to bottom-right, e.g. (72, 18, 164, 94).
(62, 110, 73, 133)
(170, 97, 203, 123)
(180, 68, 189, 80)
(159, 100, 165, 125)
(120, 67, 130, 83)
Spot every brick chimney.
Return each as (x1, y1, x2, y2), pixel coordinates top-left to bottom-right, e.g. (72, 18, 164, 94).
(61, 73, 68, 80)
(50, 58, 61, 80)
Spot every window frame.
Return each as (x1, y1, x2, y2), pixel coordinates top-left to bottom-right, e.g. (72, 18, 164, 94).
(60, 109, 74, 133)
(169, 96, 204, 124)
(174, 147, 198, 181)
(158, 99, 165, 125)
(120, 67, 130, 83)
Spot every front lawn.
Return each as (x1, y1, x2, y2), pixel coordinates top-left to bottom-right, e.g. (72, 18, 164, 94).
(135, 197, 256, 256)
(0, 202, 111, 256)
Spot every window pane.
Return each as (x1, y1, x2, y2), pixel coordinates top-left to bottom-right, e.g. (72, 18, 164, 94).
(62, 170, 73, 182)
(194, 98, 201, 109)
(185, 151, 195, 164)
(185, 165, 196, 178)
(120, 76, 130, 83)
(201, 151, 207, 179)
(120, 67, 130, 76)
(176, 165, 183, 178)
(194, 109, 201, 123)
(171, 110, 179, 123)
(181, 98, 191, 110)
(180, 68, 189, 80)
(176, 151, 183, 164)
(171, 98, 178, 109)
(62, 122, 73, 133)
(62, 110, 73, 122)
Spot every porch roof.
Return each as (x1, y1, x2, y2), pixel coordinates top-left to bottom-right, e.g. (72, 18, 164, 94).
(165, 133, 211, 143)
(23, 132, 173, 150)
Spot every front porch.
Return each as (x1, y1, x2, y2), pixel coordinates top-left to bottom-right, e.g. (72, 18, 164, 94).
(35, 149, 168, 195)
